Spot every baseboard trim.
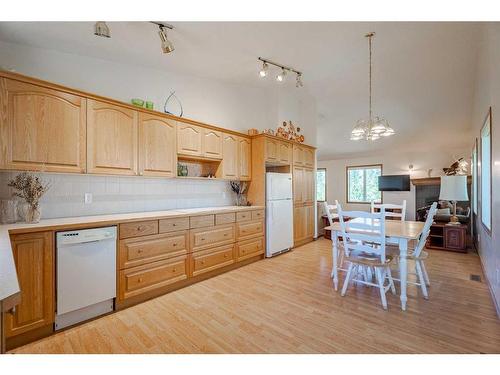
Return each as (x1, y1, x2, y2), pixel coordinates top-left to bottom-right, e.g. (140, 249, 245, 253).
(477, 251, 500, 318)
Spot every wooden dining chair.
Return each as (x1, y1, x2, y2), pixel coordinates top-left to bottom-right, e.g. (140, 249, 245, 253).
(388, 202, 438, 299)
(336, 202, 396, 310)
(371, 200, 407, 221)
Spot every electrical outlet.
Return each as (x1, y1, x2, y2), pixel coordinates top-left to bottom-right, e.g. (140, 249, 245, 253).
(84, 193, 93, 204)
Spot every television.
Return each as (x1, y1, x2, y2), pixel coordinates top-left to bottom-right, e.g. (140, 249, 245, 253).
(378, 174, 411, 191)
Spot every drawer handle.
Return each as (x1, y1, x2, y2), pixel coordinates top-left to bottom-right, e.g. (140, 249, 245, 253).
(201, 261, 205, 265)
(172, 268, 176, 272)
(224, 254, 228, 258)
(173, 243, 177, 247)
(201, 238, 206, 241)
(172, 223, 177, 226)
(224, 233, 228, 237)
(138, 277, 143, 283)
(138, 226, 143, 231)
(137, 249, 143, 253)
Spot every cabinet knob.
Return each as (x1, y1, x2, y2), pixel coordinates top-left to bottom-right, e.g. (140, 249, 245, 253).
(224, 254, 228, 258)
(8, 306, 16, 315)
(201, 261, 205, 265)
(173, 223, 177, 226)
(137, 249, 143, 253)
(173, 243, 177, 247)
(138, 277, 143, 283)
(201, 238, 206, 241)
(224, 233, 228, 237)
(172, 268, 176, 272)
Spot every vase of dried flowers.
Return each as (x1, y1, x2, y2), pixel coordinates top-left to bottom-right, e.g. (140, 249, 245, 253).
(8, 172, 49, 224)
(229, 181, 248, 206)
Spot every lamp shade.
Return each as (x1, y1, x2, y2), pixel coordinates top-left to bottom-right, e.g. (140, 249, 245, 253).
(439, 175, 469, 201)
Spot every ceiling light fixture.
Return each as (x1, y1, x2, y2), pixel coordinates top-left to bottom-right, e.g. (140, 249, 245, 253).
(259, 62, 268, 77)
(94, 21, 110, 38)
(350, 32, 395, 141)
(151, 22, 175, 54)
(276, 68, 286, 82)
(258, 57, 303, 88)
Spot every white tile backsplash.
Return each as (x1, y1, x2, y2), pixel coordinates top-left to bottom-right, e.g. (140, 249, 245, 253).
(0, 171, 236, 220)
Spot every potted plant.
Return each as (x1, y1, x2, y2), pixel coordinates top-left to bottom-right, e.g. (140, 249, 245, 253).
(8, 172, 50, 223)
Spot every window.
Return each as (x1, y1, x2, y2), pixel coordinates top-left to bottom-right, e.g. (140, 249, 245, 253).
(480, 108, 492, 232)
(316, 168, 326, 201)
(346, 164, 382, 203)
(472, 140, 478, 215)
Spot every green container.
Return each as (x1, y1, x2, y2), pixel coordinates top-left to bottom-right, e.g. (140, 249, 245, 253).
(145, 101, 154, 110)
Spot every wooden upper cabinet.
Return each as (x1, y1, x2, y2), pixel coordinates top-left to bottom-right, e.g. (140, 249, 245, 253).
(5, 231, 54, 338)
(221, 133, 238, 179)
(279, 142, 292, 164)
(303, 168, 315, 204)
(87, 99, 138, 175)
(265, 138, 279, 162)
(293, 166, 304, 204)
(202, 129, 223, 159)
(238, 137, 251, 181)
(304, 147, 315, 168)
(138, 113, 176, 177)
(293, 144, 305, 166)
(0, 78, 86, 173)
(177, 123, 203, 157)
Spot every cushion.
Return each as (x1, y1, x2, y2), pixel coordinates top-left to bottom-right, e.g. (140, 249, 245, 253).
(436, 208, 451, 216)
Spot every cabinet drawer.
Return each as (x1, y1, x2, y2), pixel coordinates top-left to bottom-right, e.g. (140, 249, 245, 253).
(237, 220, 264, 241)
(191, 244, 234, 277)
(216, 212, 236, 225)
(119, 231, 188, 269)
(237, 237, 264, 261)
(251, 210, 265, 221)
(190, 223, 235, 252)
(159, 217, 190, 233)
(190, 214, 215, 229)
(120, 220, 158, 239)
(119, 255, 188, 300)
(236, 211, 252, 222)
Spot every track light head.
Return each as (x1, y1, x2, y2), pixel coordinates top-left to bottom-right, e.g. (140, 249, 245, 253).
(296, 73, 303, 88)
(276, 68, 286, 82)
(158, 26, 174, 54)
(259, 62, 268, 78)
(94, 21, 110, 38)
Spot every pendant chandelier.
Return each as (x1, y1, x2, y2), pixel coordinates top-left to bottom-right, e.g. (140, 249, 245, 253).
(350, 32, 395, 141)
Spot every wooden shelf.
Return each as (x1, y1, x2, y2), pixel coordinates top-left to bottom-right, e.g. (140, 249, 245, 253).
(411, 176, 472, 186)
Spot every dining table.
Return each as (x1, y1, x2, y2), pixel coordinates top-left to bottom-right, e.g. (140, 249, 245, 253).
(325, 218, 425, 311)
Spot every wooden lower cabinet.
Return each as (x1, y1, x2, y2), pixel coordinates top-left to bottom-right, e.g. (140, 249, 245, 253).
(190, 223, 235, 252)
(294, 204, 314, 246)
(236, 220, 264, 241)
(236, 237, 265, 261)
(191, 244, 235, 277)
(119, 255, 188, 300)
(4, 232, 54, 338)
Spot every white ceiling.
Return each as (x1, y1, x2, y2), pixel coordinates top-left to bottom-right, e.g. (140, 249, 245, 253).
(0, 21, 482, 160)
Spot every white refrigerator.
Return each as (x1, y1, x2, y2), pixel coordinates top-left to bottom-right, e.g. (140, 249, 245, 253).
(266, 172, 294, 257)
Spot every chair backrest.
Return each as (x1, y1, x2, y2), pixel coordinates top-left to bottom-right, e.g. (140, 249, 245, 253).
(371, 200, 407, 221)
(336, 200, 387, 262)
(322, 201, 338, 226)
(413, 202, 438, 257)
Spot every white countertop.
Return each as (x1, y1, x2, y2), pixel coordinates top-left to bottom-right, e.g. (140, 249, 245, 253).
(0, 205, 264, 303)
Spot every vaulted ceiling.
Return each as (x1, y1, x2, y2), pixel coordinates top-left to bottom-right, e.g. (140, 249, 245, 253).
(0, 21, 482, 159)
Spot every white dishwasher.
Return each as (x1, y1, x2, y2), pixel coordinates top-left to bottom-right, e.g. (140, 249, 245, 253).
(56, 226, 117, 330)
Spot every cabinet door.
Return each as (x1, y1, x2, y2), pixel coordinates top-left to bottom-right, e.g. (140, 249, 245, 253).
(293, 145, 304, 166)
(293, 206, 305, 243)
(0, 78, 86, 173)
(304, 204, 315, 238)
(293, 166, 304, 204)
(304, 148, 315, 168)
(303, 168, 315, 205)
(177, 123, 203, 157)
(87, 99, 138, 175)
(221, 133, 238, 179)
(265, 139, 279, 162)
(202, 128, 223, 159)
(5, 232, 54, 338)
(279, 142, 292, 164)
(138, 113, 176, 177)
(238, 137, 251, 181)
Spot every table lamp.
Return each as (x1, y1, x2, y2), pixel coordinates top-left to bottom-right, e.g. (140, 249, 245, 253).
(439, 175, 469, 225)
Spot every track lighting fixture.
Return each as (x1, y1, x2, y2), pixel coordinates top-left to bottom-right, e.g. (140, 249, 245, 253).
(276, 68, 286, 82)
(258, 57, 303, 88)
(94, 21, 110, 38)
(156, 24, 174, 53)
(259, 62, 268, 77)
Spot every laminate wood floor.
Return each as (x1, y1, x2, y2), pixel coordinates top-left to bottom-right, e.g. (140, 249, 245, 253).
(10, 238, 500, 353)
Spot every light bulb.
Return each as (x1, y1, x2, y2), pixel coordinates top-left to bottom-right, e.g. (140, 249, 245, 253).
(259, 62, 268, 77)
(276, 69, 286, 82)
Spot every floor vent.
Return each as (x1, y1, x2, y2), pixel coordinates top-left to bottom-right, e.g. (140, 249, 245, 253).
(470, 274, 482, 282)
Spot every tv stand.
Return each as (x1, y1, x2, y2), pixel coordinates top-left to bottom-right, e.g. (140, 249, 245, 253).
(427, 222, 467, 253)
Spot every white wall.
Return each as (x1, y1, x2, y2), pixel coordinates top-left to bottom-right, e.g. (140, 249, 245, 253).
(0, 40, 317, 219)
(317, 148, 469, 221)
(471, 23, 500, 313)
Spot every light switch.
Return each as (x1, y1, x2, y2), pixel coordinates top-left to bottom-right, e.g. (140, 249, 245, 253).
(84, 193, 93, 204)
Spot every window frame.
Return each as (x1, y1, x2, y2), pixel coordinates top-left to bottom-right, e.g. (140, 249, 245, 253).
(472, 139, 478, 215)
(345, 164, 383, 204)
(479, 107, 492, 234)
(316, 168, 327, 202)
